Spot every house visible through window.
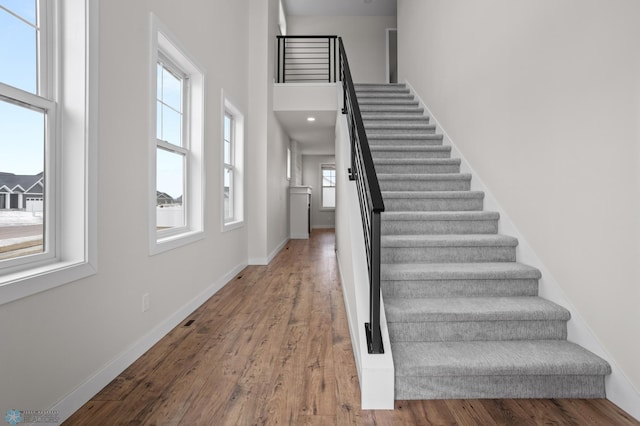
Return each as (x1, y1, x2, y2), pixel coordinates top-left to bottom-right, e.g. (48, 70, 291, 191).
(0, 1, 51, 264)
(150, 16, 204, 254)
(321, 164, 336, 209)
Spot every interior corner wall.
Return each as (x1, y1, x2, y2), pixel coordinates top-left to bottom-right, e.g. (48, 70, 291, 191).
(0, 0, 251, 417)
(247, 0, 270, 262)
(267, 0, 291, 257)
(287, 15, 397, 83)
(398, 0, 640, 395)
(302, 155, 336, 229)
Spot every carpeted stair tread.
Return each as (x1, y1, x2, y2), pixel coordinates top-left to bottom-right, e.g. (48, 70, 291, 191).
(360, 105, 425, 113)
(357, 92, 414, 99)
(365, 123, 435, 131)
(381, 234, 518, 248)
(369, 134, 443, 143)
(363, 114, 429, 122)
(375, 158, 459, 166)
(381, 262, 541, 281)
(355, 83, 407, 91)
(382, 211, 497, 222)
(359, 99, 420, 106)
(384, 296, 570, 322)
(393, 340, 612, 377)
(382, 190, 484, 200)
(378, 173, 470, 181)
(371, 145, 450, 152)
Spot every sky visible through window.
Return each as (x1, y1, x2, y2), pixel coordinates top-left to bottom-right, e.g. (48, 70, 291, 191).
(0, 1, 43, 176)
(156, 63, 184, 201)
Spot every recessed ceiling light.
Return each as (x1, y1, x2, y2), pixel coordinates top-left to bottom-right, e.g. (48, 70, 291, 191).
(307, 117, 316, 122)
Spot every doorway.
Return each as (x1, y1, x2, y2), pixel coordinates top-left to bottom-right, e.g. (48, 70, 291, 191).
(386, 28, 398, 84)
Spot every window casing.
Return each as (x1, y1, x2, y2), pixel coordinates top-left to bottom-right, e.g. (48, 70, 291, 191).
(321, 164, 336, 210)
(222, 96, 244, 231)
(149, 15, 204, 255)
(0, 0, 98, 305)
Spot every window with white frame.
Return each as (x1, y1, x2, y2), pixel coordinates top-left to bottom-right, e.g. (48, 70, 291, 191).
(0, 0, 97, 305)
(0, 1, 52, 265)
(222, 97, 244, 231)
(321, 164, 336, 209)
(150, 16, 204, 254)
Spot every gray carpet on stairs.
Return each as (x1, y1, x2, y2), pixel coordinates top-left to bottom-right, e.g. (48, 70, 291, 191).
(354, 83, 611, 400)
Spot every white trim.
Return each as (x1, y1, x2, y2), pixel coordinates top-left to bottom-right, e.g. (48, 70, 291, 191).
(405, 79, 640, 421)
(248, 237, 288, 266)
(311, 225, 335, 230)
(49, 260, 248, 423)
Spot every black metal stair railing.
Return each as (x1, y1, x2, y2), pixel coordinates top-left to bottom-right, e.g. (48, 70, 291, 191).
(338, 37, 385, 354)
(276, 35, 338, 83)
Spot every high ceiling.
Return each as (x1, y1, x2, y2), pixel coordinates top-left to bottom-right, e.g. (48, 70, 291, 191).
(284, 0, 396, 17)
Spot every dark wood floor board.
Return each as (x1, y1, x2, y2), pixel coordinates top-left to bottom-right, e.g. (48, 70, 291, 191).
(64, 230, 638, 426)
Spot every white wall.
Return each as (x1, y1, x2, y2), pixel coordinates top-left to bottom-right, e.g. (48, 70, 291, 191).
(302, 155, 336, 229)
(248, 0, 291, 264)
(287, 15, 397, 83)
(399, 0, 640, 414)
(0, 0, 251, 419)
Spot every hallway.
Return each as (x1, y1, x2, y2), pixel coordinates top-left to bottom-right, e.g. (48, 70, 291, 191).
(65, 230, 637, 425)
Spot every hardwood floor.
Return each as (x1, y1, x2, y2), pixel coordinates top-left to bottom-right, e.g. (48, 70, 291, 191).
(65, 230, 638, 425)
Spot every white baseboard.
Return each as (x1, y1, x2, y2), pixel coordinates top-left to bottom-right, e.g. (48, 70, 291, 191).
(405, 80, 640, 421)
(51, 261, 248, 423)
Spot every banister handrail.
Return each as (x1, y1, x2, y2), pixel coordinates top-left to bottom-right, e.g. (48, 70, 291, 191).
(338, 37, 385, 354)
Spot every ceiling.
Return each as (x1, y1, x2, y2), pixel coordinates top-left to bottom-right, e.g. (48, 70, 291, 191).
(275, 110, 337, 155)
(284, 0, 396, 17)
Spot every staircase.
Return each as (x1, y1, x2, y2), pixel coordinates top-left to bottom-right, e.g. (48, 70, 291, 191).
(355, 83, 612, 400)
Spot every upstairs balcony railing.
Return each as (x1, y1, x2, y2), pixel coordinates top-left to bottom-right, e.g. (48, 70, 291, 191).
(276, 35, 385, 354)
(276, 35, 338, 83)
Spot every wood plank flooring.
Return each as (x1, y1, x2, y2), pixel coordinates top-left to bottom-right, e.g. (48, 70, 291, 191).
(65, 229, 638, 425)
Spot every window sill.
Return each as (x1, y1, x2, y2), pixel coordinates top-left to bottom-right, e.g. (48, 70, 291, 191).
(222, 220, 244, 233)
(319, 207, 336, 212)
(0, 260, 97, 306)
(150, 229, 205, 256)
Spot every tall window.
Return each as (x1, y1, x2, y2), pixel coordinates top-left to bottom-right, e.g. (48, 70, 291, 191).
(1, 0, 97, 305)
(222, 96, 244, 231)
(321, 164, 336, 209)
(150, 16, 204, 254)
(0, 0, 52, 265)
(156, 58, 187, 231)
(223, 112, 234, 222)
